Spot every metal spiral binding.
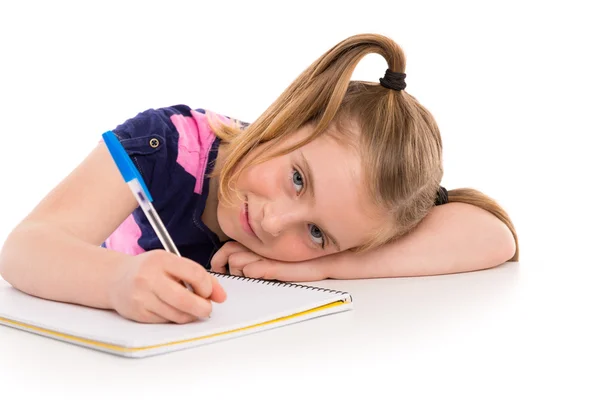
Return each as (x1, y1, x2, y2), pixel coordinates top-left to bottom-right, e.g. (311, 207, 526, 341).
(209, 271, 350, 297)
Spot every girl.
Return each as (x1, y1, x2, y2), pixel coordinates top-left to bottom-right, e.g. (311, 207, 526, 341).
(0, 34, 518, 324)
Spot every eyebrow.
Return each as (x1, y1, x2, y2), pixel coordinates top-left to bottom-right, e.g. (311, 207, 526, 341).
(299, 150, 341, 252)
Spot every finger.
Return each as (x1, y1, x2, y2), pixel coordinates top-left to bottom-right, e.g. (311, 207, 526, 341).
(210, 242, 248, 273)
(243, 260, 327, 282)
(163, 256, 217, 299)
(155, 276, 213, 318)
(208, 274, 227, 303)
(146, 293, 199, 324)
(210, 261, 227, 274)
(209, 245, 228, 274)
(228, 251, 263, 277)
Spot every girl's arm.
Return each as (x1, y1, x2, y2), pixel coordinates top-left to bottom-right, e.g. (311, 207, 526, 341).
(0, 143, 225, 323)
(323, 202, 516, 279)
(211, 202, 516, 281)
(0, 144, 139, 308)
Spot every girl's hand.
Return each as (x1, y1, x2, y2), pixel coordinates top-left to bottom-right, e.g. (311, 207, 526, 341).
(210, 241, 328, 282)
(109, 250, 227, 324)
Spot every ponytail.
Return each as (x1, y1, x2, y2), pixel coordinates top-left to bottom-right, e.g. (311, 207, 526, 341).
(210, 34, 407, 207)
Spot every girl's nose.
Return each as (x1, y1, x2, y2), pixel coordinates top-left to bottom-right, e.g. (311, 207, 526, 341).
(261, 200, 304, 237)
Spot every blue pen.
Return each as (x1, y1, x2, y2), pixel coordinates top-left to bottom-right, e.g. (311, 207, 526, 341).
(102, 131, 194, 293)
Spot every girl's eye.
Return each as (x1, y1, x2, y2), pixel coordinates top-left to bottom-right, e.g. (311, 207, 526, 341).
(309, 224, 325, 248)
(292, 169, 304, 193)
(292, 168, 325, 249)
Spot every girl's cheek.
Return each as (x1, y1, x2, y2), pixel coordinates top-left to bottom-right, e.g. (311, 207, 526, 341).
(247, 169, 281, 197)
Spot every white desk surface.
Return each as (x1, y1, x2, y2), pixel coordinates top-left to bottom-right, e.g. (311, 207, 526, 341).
(1, 259, 598, 399)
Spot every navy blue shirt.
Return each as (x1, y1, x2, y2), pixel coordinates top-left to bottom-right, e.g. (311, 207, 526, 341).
(102, 105, 230, 269)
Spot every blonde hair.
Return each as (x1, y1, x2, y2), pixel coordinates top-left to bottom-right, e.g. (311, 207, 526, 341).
(208, 33, 518, 261)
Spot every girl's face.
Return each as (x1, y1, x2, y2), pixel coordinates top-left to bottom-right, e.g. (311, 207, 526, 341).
(216, 124, 383, 262)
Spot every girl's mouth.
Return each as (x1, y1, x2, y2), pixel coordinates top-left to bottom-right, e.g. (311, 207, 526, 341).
(240, 198, 257, 238)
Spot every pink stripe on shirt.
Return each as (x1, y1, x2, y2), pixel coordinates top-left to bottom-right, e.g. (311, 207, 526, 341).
(103, 213, 144, 255)
(170, 111, 219, 194)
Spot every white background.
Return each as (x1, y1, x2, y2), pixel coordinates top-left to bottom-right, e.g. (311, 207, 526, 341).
(1, 0, 599, 398)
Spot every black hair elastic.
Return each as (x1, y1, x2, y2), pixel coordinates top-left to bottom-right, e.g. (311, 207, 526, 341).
(434, 186, 449, 206)
(379, 69, 407, 91)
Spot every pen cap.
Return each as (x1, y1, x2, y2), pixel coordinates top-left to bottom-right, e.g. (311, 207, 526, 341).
(102, 130, 153, 202)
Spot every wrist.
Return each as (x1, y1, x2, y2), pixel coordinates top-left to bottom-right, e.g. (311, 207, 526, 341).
(102, 251, 132, 311)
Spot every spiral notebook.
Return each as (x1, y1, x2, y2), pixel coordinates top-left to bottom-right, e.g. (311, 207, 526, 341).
(0, 273, 352, 358)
